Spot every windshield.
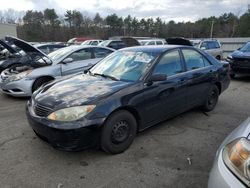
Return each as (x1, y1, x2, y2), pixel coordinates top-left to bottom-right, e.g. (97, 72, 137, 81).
(48, 47, 73, 62)
(240, 42, 250, 52)
(90, 50, 159, 82)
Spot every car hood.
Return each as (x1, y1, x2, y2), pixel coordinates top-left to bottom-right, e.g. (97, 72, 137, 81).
(0, 39, 18, 54)
(34, 74, 131, 109)
(231, 50, 250, 59)
(5, 36, 48, 58)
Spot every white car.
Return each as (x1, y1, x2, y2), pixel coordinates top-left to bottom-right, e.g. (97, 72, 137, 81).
(81, 40, 103, 46)
(139, 39, 166, 46)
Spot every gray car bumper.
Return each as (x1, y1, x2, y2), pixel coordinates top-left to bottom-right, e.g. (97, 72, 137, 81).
(0, 77, 33, 97)
(208, 117, 250, 188)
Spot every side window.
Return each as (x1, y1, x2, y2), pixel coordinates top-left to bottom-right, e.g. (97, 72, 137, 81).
(213, 41, 220, 48)
(153, 50, 182, 76)
(67, 48, 92, 62)
(156, 41, 163, 45)
(94, 48, 113, 58)
(182, 49, 211, 71)
(200, 42, 208, 49)
(91, 41, 98, 46)
(148, 41, 155, 45)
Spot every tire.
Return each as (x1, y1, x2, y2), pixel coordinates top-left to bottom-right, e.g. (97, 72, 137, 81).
(32, 77, 53, 93)
(202, 85, 219, 112)
(100, 110, 137, 154)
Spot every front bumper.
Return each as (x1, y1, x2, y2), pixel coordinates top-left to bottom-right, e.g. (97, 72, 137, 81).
(26, 101, 105, 151)
(208, 150, 245, 188)
(0, 77, 33, 97)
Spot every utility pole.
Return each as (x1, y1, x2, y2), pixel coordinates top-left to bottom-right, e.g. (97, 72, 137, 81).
(210, 20, 214, 39)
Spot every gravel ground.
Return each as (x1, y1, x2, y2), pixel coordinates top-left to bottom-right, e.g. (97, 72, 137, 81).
(0, 76, 250, 188)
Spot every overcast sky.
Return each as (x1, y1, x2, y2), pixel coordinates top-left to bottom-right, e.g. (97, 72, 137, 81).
(0, 0, 249, 22)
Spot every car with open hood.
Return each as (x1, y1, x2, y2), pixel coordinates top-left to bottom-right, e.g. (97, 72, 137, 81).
(26, 45, 230, 154)
(226, 42, 250, 78)
(0, 45, 115, 97)
(0, 36, 51, 73)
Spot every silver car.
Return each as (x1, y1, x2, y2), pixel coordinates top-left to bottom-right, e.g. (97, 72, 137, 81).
(195, 39, 223, 60)
(0, 45, 115, 97)
(208, 117, 250, 188)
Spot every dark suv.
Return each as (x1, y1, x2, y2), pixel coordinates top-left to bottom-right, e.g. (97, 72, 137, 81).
(226, 42, 250, 78)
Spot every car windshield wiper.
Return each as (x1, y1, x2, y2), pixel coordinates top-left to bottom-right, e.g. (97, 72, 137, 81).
(93, 73, 119, 81)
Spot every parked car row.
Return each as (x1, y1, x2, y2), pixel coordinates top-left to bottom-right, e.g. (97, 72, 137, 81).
(3, 36, 249, 188)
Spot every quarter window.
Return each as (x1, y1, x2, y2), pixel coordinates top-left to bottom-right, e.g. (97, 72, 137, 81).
(182, 49, 211, 71)
(156, 41, 163, 45)
(153, 50, 182, 76)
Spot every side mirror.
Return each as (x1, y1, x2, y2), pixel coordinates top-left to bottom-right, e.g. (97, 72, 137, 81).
(62, 57, 73, 64)
(149, 74, 167, 82)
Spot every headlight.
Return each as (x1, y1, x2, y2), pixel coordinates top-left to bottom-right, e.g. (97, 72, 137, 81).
(227, 55, 232, 59)
(8, 70, 32, 82)
(47, 105, 96, 122)
(223, 138, 250, 186)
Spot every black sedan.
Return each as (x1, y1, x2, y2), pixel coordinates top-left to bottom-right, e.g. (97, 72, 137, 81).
(26, 45, 230, 154)
(226, 42, 250, 78)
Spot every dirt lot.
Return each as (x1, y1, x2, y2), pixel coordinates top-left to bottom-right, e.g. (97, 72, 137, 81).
(0, 77, 250, 188)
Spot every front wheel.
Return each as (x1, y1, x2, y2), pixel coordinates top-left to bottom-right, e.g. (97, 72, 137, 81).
(202, 85, 219, 112)
(100, 110, 137, 154)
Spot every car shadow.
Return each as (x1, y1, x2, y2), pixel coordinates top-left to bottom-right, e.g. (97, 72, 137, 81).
(0, 92, 30, 101)
(233, 75, 250, 82)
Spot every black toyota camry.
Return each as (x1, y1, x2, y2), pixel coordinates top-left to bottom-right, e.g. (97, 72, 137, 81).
(26, 45, 230, 154)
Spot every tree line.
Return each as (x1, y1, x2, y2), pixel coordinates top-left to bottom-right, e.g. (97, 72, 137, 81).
(1, 8, 250, 42)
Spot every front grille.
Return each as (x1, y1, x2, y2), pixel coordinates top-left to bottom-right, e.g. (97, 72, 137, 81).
(33, 103, 52, 117)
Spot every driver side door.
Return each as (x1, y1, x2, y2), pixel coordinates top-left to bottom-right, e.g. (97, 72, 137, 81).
(141, 49, 188, 129)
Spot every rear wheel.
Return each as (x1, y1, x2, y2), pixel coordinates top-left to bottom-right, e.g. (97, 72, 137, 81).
(202, 85, 219, 112)
(101, 110, 137, 154)
(32, 77, 53, 93)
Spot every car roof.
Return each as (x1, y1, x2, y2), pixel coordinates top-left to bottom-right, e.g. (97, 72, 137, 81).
(120, 45, 189, 53)
(34, 43, 65, 47)
(63, 45, 115, 51)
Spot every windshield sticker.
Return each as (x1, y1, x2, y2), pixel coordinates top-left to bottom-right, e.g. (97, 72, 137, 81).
(134, 52, 154, 63)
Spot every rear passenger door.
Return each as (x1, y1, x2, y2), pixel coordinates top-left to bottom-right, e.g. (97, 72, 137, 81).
(181, 48, 215, 107)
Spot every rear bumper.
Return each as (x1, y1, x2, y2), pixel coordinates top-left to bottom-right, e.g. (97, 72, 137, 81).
(26, 102, 105, 151)
(0, 77, 33, 97)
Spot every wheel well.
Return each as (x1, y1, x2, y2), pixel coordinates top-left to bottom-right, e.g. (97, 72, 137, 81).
(110, 106, 141, 133)
(32, 76, 54, 91)
(214, 82, 221, 94)
(216, 55, 221, 60)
